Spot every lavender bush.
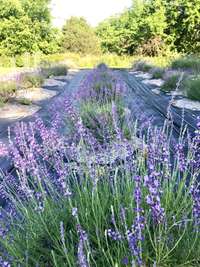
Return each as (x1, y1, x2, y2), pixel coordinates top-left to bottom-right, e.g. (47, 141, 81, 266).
(0, 65, 200, 266)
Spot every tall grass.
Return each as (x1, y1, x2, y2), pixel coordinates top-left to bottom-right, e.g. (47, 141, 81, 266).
(0, 81, 17, 104)
(184, 76, 200, 101)
(0, 52, 178, 75)
(171, 56, 200, 72)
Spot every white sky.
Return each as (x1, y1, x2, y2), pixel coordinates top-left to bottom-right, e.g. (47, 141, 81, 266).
(51, 0, 132, 27)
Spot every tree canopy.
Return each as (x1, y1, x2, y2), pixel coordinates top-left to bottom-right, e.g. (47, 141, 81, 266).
(0, 0, 59, 56)
(96, 0, 200, 55)
(61, 17, 100, 55)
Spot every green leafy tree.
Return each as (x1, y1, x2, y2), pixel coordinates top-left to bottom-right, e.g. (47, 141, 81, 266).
(163, 0, 200, 53)
(0, 0, 59, 56)
(97, 0, 200, 55)
(61, 17, 101, 55)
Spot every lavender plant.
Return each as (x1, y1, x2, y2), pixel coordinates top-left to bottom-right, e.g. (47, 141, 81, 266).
(0, 66, 200, 267)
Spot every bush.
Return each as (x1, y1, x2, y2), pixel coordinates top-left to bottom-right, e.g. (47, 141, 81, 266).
(0, 80, 17, 102)
(136, 37, 168, 57)
(41, 65, 68, 78)
(150, 67, 165, 79)
(17, 98, 32, 105)
(171, 57, 200, 72)
(161, 74, 181, 92)
(184, 76, 200, 101)
(20, 73, 44, 89)
(15, 56, 24, 67)
(133, 60, 153, 72)
(80, 101, 129, 143)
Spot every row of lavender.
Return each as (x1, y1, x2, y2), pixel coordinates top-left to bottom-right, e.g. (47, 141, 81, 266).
(0, 64, 200, 266)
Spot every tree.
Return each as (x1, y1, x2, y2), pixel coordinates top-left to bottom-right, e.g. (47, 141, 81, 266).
(163, 0, 200, 53)
(97, 0, 200, 55)
(0, 0, 59, 56)
(61, 17, 101, 55)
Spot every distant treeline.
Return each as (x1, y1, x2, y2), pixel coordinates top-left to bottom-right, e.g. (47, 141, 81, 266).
(0, 0, 199, 57)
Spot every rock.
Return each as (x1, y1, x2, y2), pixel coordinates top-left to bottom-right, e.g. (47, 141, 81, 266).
(172, 98, 200, 111)
(167, 90, 184, 96)
(152, 88, 161, 95)
(15, 87, 57, 102)
(134, 73, 153, 79)
(43, 78, 66, 87)
(0, 103, 40, 120)
(142, 79, 164, 87)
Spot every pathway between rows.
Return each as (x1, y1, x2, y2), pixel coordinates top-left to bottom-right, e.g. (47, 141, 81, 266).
(120, 69, 199, 147)
(0, 69, 89, 173)
(0, 68, 199, 174)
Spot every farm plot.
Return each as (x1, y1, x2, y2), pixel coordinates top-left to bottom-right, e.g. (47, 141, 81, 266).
(0, 65, 200, 267)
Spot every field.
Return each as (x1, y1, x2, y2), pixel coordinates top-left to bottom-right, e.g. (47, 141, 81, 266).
(1, 0, 200, 266)
(0, 64, 200, 266)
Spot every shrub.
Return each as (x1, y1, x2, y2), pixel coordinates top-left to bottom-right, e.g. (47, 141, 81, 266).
(133, 60, 153, 72)
(20, 73, 44, 89)
(171, 57, 200, 72)
(17, 98, 32, 105)
(0, 80, 17, 102)
(161, 74, 181, 92)
(150, 67, 165, 79)
(15, 56, 24, 67)
(80, 101, 129, 143)
(184, 76, 200, 101)
(41, 65, 68, 78)
(136, 37, 168, 57)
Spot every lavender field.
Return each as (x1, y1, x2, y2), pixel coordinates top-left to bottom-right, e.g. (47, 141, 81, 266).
(0, 64, 199, 266)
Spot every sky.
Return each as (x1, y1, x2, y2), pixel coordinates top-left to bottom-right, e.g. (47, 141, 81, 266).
(51, 0, 132, 28)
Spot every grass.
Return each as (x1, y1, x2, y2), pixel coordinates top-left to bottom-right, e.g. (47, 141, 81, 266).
(150, 67, 165, 79)
(17, 98, 32, 105)
(171, 56, 200, 72)
(0, 52, 178, 75)
(133, 60, 153, 72)
(1, 65, 200, 266)
(184, 75, 200, 101)
(20, 73, 44, 89)
(0, 80, 17, 103)
(41, 65, 68, 78)
(161, 74, 182, 92)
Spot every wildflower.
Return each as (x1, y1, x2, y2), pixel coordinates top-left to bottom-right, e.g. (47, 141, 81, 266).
(175, 143, 187, 171)
(72, 207, 78, 218)
(107, 229, 123, 241)
(0, 142, 8, 157)
(127, 176, 145, 266)
(77, 225, 89, 267)
(190, 183, 200, 231)
(60, 221, 67, 254)
(144, 172, 165, 224)
(122, 257, 129, 265)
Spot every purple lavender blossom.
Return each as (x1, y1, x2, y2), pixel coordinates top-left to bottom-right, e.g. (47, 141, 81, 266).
(190, 183, 200, 231)
(107, 229, 123, 241)
(0, 142, 8, 157)
(127, 176, 145, 267)
(144, 171, 165, 224)
(175, 143, 187, 172)
(77, 225, 89, 267)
